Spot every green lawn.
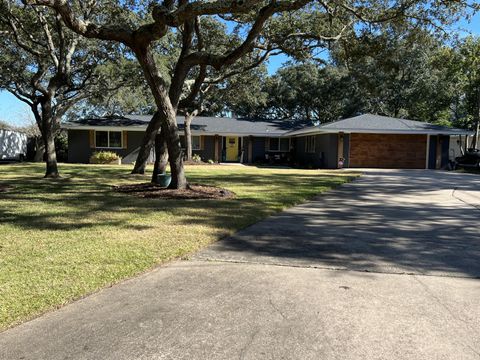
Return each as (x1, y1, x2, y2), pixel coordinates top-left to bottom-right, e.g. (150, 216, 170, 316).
(0, 163, 356, 330)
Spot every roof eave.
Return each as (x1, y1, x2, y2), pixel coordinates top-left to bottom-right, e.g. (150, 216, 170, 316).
(62, 125, 148, 131)
(62, 124, 287, 137)
(287, 128, 474, 136)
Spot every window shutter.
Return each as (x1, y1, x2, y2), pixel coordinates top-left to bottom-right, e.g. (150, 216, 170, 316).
(89, 130, 95, 148)
(200, 136, 205, 150)
(123, 131, 128, 149)
(265, 138, 270, 151)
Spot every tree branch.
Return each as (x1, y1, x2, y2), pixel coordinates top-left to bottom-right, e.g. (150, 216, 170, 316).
(182, 0, 311, 70)
(2, 11, 43, 57)
(178, 64, 207, 109)
(169, 12, 196, 108)
(34, 7, 59, 68)
(24, 0, 135, 44)
(153, 0, 311, 27)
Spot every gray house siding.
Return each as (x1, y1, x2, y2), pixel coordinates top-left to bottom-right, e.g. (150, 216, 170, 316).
(294, 136, 319, 168)
(246, 136, 291, 163)
(70, 131, 217, 164)
(428, 135, 437, 169)
(252, 137, 266, 162)
(117, 131, 147, 164)
(294, 134, 338, 168)
(68, 130, 90, 163)
(318, 134, 338, 168)
(192, 135, 216, 161)
(68, 130, 144, 164)
(428, 135, 450, 169)
(239, 136, 264, 163)
(343, 133, 350, 168)
(441, 135, 450, 167)
(224, 136, 285, 164)
(179, 135, 216, 161)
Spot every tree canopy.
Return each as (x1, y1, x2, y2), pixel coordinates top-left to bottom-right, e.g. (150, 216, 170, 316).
(229, 28, 480, 145)
(0, 1, 123, 176)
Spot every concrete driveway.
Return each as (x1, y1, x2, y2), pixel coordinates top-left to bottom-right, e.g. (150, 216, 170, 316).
(197, 169, 480, 277)
(1, 169, 480, 360)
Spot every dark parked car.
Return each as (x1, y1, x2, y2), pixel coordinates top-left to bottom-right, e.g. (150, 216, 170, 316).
(455, 148, 480, 169)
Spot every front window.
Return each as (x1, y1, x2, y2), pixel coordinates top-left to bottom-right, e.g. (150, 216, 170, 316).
(305, 136, 315, 153)
(192, 136, 201, 150)
(95, 131, 108, 148)
(280, 138, 290, 151)
(269, 138, 290, 152)
(269, 138, 280, 151)
(95, 131, 123, 148)
(109, 131, 122, 148)
(179, 135, 201, 150)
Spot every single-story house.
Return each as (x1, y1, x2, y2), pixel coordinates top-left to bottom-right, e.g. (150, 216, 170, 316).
(63, 113, 472, 169)
(64, 115, 299, 165)
(0, 129, 28, 161)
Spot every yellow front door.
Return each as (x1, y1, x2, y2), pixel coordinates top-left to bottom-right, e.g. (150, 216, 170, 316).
(226, 136, 239, 161)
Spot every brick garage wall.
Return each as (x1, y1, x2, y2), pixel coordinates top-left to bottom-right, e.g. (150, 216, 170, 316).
(349, 133, 427, 169)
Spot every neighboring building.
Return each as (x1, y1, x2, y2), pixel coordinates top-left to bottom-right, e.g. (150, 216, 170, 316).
(0, 129, 28, 161)
(63, 113, 472, 169)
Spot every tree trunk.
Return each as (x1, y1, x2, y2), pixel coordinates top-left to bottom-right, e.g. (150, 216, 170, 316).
(43, 128, 59, 178)
(131, 112, 162, 174)
(184, 114, 193, 162)
(165, 120, 187, 189)
(133, 45, 187, 189)
(151, 126, 169, 183)
(40, 101, 59, 178)
(33, 136, 45, 162)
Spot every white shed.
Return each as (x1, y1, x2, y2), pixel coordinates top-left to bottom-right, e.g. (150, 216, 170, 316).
(0, 129, 28, 160)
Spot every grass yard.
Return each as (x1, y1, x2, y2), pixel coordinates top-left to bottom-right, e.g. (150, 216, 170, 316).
(0, 163, 356, 330)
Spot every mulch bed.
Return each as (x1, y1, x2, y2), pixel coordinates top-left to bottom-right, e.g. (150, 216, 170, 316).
(113, 183, 235, 200)
(183, 160, 215, 166)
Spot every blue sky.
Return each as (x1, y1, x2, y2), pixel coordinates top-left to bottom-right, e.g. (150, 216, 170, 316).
(1, 13, 480, 126)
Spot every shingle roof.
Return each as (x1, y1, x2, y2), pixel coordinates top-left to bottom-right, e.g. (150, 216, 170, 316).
(63, 113, 471, 136)
(63, 114, 303, 136)
(286, 114, 472, 136)
(64, 116, 149, 128)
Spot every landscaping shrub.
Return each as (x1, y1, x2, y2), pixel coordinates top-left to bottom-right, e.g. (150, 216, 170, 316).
(90, 151, 120, 164)
(192, 154, 202, 163)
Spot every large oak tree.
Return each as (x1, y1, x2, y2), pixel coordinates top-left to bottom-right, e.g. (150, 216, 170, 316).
(0, 1, 117, 177)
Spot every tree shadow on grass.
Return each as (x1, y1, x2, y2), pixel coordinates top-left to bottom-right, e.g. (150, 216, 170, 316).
(0, 164, 351, 233)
